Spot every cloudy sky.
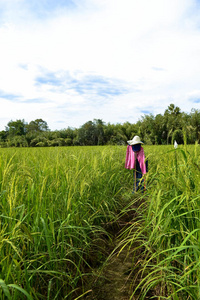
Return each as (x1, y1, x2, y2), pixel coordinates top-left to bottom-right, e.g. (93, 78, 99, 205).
(0, 0, 200, 131)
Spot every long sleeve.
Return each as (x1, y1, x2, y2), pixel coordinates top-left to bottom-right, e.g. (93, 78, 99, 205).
(125, 145, 147, 174)
(125, 145, 135, 169)
(137, 148, 147, 174)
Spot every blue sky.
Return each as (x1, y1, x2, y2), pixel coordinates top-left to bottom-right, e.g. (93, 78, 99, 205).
(0, 0, 200, 130)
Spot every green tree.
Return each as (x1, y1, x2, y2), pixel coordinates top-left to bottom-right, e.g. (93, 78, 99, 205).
(30, 136, 48, 147)
(164, 104, 183, 144)
(0, 130, 8, 141)
(123, 122, 138, 141)
(190, 108, 200, 142)
(166, 103, 181, 115)
(77, 121, 96, 145)
(77, 120, 106, 145)
(0, 130, 8, 147)
(7, 135, 28, 147)
(154, 114, 167, 144)
(26, 119, 49, 133)
(103, 123, 115, 144)
(136, 114, 156, 144)
(6, 119, 26, 136)
(94, 119, 105, 145)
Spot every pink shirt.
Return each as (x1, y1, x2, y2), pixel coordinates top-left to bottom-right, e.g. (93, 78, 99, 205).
(125, 145, 147, 174)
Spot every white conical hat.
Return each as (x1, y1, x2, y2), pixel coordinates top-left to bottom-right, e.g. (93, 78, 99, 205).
(127, 135, 144, 145)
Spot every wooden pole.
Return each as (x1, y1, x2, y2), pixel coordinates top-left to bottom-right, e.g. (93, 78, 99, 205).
(134, 151, 137, 192)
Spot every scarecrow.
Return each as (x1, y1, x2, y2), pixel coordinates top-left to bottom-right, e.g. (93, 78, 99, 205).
(125, 136, 148, 193)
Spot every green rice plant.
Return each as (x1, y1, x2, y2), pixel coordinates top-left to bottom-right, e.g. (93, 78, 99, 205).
(0, 145, 130, 299)
(120, 143, 200, 299)
(0, 278, 33, 300)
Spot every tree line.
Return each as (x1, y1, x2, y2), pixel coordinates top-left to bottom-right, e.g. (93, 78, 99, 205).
(0, 104, 200, 147)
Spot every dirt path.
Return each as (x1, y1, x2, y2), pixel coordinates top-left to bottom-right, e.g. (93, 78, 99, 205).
(89, 245, 134, 300)
(81, 195, 157, 300)
(83, 206, 139, 300)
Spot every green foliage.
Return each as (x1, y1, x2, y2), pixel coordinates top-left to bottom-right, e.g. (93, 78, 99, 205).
(0, 146, 130, 299)
(121, 144, 200, 299)
(25, 119, 49, 133)
(77, 119, 105, 145)
(6, 119, 26, 137)
(1, 104, 200, 148)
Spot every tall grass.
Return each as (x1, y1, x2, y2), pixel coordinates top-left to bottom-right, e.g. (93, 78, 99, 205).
(4, 143, 199, 299)
(0, 146, 130, 299)
(121, 143, 200, 299)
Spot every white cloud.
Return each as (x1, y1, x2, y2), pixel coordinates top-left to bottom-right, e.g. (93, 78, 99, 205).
(0, 0, 200, 130)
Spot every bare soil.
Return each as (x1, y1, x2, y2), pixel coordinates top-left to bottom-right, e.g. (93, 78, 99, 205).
(82, 202, 144, 300)
(86, 245, 134, 300)
(76, 196, 157, 300)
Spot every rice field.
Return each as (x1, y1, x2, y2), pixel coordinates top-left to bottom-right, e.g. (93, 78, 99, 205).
(0, 144, 200, 299)
(0, 146, 132, 299)
(121, 143, 200, 299)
